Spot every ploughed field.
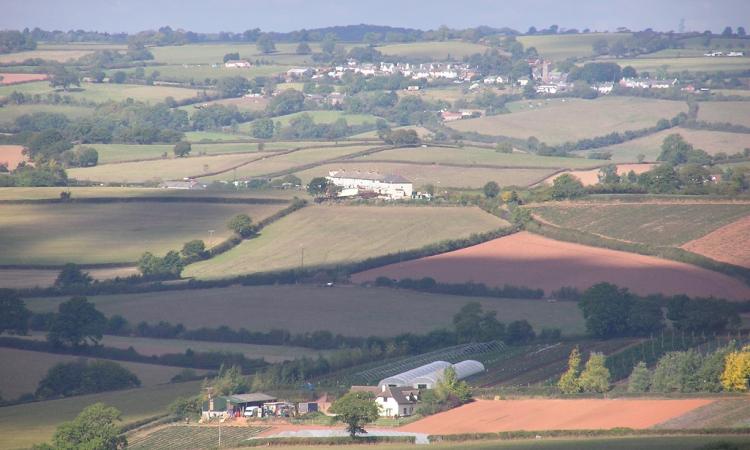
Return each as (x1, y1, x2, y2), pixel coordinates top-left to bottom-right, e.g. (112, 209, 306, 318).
(0, 201, 288, 265)
(539, 163, 655, 186)
(352, 231, 750, 300)
(0, 144, 27, 170)
(399, 398, 715, 435)
(682, 215, 750, 268)
(23, 285, 586, 337)
(184, 205, 508, 278)
(446, 97, 688, 144)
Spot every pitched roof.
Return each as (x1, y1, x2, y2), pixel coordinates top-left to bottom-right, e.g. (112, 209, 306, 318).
(349, 386, 418, 405)
(328, 170, 411, 184)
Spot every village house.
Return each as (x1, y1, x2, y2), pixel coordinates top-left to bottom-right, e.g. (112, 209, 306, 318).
(286, 67, 313, 79)
(441, 110, 463, 121)
(224, 60, 252, 68)
(159, 179, 205, 190)
(350, 385, 420, 417)
(327, 170, 413, 200)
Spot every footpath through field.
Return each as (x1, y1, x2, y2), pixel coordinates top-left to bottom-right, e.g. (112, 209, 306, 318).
(399, 398, 715, 435)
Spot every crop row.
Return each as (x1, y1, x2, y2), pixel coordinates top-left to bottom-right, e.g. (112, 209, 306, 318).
(129, 425, 268, 450)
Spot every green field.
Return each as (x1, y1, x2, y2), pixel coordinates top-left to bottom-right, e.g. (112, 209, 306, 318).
(142, 64, 290, 83)
(87, 142, 282, 164)
(177, 95, 269, 116)
(0, 201, 287, 264)
(0, 103, 94, 124)
(17, 331, 327, 363)
(532, 202, 750, 247)
(185, 205, 507, 278)
(0, 80, 208, 103)
(448, 97, 687, 144)
(357, 146, 600, 169)
(351, 125, 432, 139)
(0, 381, 201, 449)
(0, 267, 138, 289)
(517, 33, 631, 60)
(0, 347, 206, 400)
(577, 127, 750, 162)
(0, 186, 301, 201)
(294, 162, 557, 189)
(68, 152, 259, 182)
(150, 42, 314, 65)
(199, 145, 377, 181)
(376, 40, 492, 59)
(0, 49, 95, 64)
(25, 284, 584, 337)
(698, 101, 750, 127)
(604, 55, 750, 73)
(183, 130, 253, 141)
(238, 110, 381, 132)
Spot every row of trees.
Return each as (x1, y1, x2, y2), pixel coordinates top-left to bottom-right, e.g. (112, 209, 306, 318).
(627, 343, 750, 393)
(559, 348, 611, 393)
(578, 283, 740, 339)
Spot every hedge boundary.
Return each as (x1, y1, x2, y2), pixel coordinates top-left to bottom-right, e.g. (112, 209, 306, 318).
(238, 435, 416, 447)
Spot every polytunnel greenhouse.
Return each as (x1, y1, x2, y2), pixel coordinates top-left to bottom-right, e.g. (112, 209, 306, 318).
(378, 360, 485, 389)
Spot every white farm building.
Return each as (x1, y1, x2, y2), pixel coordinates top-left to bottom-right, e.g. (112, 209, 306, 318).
(378, 360, 485, 390)
(327, 170, 413, 200)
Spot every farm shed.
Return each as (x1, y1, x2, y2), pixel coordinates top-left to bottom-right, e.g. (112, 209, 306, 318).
(379, 360, 485, 389)
(202, 392, 277, 419)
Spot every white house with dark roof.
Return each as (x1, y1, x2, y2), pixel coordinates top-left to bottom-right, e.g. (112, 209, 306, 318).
(327, 170, 413, 200)
(350, 385, 419, 417)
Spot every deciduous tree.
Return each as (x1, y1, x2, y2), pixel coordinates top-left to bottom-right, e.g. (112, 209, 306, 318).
(0, 288, 31, 335)
(558, 346, 582, 393)
(578, 352, 610, 393)
(47, 297, 107, 348)
(329, 391, 380, 438)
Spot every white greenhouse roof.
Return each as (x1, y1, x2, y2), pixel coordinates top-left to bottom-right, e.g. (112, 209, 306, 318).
(378, 360, 485, 388)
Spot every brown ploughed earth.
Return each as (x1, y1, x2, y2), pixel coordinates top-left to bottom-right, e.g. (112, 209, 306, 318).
(352, 231, 750, 301)
(540, 163, 655, 186)
(0, 73, 48, 84)
(399, 398, 715, 434)
(682, 215, 750, 268)
(0, 145, 27, 170)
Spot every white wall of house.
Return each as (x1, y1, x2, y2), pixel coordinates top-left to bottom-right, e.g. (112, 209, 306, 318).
(375, 397, 415, 417)
(328, 175, 413, 200)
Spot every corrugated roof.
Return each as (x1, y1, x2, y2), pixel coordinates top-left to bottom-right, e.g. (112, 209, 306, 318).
(227, 393, 277, 403)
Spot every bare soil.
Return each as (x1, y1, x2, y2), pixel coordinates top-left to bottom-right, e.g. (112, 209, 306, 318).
(682, 215, 750, 268)
(352, 231, 750, 301)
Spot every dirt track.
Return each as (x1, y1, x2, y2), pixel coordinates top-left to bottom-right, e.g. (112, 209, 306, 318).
(682, 215, 750, 268)
(352, 231, 750, 301)
(399, 398, 715, 434)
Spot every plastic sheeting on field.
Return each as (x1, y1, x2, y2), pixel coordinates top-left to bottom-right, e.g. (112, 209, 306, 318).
(378, 360, 485, 389)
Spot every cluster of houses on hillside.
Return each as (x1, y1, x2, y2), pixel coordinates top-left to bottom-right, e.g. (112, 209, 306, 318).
(201, 360, 484, 420)
(704, 51, 745, 57)
(326, 169, 414, 200)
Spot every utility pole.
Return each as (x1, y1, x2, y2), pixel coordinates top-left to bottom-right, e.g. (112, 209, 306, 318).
(300, 245, 304, 271)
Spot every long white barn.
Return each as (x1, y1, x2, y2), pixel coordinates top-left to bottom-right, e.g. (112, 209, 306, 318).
(327, 170, 413, 200)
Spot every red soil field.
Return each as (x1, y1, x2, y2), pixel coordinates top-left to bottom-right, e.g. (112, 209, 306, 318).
(0, 73, 48, 85)
(352, 231, 750, 301)
(682, 215, 750, 268)
(541, 163, 655, 186)
(0, 145, 27, 170)
(400, 398, 714, 434)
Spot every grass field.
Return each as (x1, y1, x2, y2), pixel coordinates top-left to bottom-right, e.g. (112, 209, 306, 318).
(0, 49, 94, 64)
(698, 101, 750, 127)
(0, 380, 201, 449)
(0, 347, 206, 400)
(376, 41, 491, 59)
(142, 64, 290, 83)
(603, 55, 750, 73)
(183, 130, 252, 141)
(222, 435, 750, 450)
(0, 80, 208, 103)
(577, 127, 750, 162)
(238, 110, 381, 132)
(0, 201, 286, 264)
(517, 33, 631, 60)
(177, 95, 269, 115)
(0, 267, 138, 289)
(447, 97, 687, 144)
(150, 42, 312, 65)
(69, 152, 262, 182)
(17, 331, 327, 363)
(0, 186, 300, 200)
(0, 103, 93, 124)
(199, 145, 377, 181)
(87, 142, 289, 164)
(24, 284, 584, 337)
(355, 146, 600, 169)
(294, 162, 557, 189)
(531, 203, 750, 247)
(351, 125, 432, 139)
(184, 204, 507, 278)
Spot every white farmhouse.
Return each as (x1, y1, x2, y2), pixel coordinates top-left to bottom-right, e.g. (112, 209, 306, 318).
(350, 385, 419, 417)
(224, 60, 252, 68)
(327, 170, 413, 200)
